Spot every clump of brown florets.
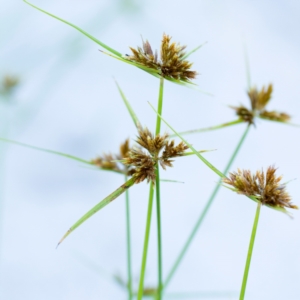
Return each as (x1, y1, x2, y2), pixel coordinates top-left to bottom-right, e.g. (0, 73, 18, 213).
(232, 84, 291, 125)
(223, 166, 298, 210)
(128, 34, 197, 81)
(123, 127, 188, 184)
(0, 75, 19, 95)
(91, 139, 131, 174)
(259, 110, 291, 122)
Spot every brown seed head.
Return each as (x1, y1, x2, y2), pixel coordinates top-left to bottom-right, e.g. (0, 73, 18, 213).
(128, 33, 197, 81)
(231, 105, 254, 124)
(259, 110, 291, 123)
(3, 75, 19, 91)
(119, 138, 130, 158)
(124, 148, 156, 183)
(223, 166, 298, 210)
(136, 127, 168, 155)
(91, 139, 131, 174)
(248, 84, 273, 111)
(91, 154, 121, 172)
(123, 127, 188, 183)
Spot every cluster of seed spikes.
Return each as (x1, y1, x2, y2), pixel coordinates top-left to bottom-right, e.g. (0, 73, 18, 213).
(123, 127, 189, 183)
(223, 166, 298, 210)
(127, 34, 197, 81)
(90, 139, 131, 174)
(231, 84, 291, 124)
(0, 75, 19, 95)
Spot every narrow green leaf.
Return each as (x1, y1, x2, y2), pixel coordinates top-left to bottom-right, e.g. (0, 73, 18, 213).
(0, 137, 91, 165)
(115, 80, 141, 128)
(23, 0, 122, 57)
(182, 149, 217, 156)
(172, 119, 243, 137)
(57, 176, 136, 246)
(181, 42, 207, 60)
(160, 179, 184, 184)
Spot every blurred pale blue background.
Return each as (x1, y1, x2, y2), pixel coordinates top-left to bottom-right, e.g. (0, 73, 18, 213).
(1, 0, 300, 299)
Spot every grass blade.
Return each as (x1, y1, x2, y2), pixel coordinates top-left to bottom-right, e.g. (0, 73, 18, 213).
(181, 42, 207, 60)
(0, 137, 92, 165)
(182, 149, 216, 156)
(160, 179, 184, 184)
(115, 80, 141, 128)
(57, 176, 136, 246)
(172, 119, 243, 137)
(23, 0, 122, 57)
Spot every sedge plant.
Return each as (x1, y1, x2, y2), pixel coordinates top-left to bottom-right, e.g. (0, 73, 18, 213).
(8, 1, 297, 299)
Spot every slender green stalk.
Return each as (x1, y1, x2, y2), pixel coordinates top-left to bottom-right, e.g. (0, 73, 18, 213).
(155, 77, 164, 135)
(155, 77, 164, 300)
(163, 125, 250, 289)
(155, 167, 162, 300)
(138, 77, 165, 300)
(124, 174, 133, 300)
(239, 201, 261, 300)
(137, 183, 155, 300)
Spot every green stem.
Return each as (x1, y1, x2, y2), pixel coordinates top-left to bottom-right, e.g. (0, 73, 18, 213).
(125, 174, 133, 300)
(155, 77, 164, 135)
(163, 125, 250, 289)
(137, 77, 164, 299)
(137, 183, 155, 300)
(155, 167, 162, 300)
(155, 77, 164, 300)
(239, 201, 261, 300)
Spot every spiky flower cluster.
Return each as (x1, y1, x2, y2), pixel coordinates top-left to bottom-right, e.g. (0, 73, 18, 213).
(232, 84, 291, 124)
(123, 127, 188, 183)
(0, 75, 19, 95)
(91, 139, 130, 174)
(223, 166, 298, 210)
(128, 34, 197, 81)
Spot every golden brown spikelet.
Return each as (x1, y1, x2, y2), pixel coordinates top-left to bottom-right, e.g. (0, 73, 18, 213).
(248, 84, 273, 111)
(259, 110, 291, 122)
(223, 166, 298, 210)
(123, 127, 188, 183)
(1, 75, 19, 95)
(91, 154, 120, 172)
(136, 127, 168, 155)
(231, 106, 254, 124)
(128, 33, 197, 81)
(91, 139, 132, 174)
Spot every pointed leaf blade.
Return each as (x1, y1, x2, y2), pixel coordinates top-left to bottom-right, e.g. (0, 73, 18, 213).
(23, 0, 122, 57)
(115, 80, 141, 128)
(57, 177, 136, 246)
(172, 119, 243, 137)
(181, 42, 207, 60)
(0, 137, 92, 165)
